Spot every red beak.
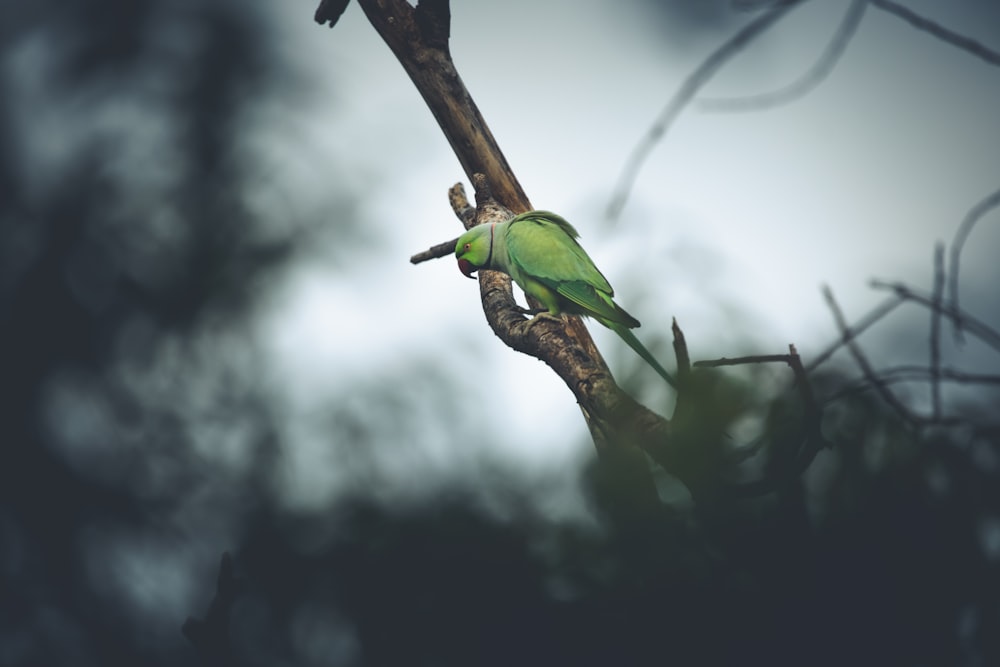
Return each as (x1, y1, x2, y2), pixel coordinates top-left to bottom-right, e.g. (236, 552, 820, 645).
(458, 258, 477, 279)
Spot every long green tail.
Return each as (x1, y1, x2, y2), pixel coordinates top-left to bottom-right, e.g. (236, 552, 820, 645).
(607, 322, 677, 389)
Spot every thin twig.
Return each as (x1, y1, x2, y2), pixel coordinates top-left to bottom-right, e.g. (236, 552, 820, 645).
(448, 182, 477, 226)
(930, 243, 944, 420)
(870, 279, 1000, 354)
(606, 0, 805, 220)
(871, 0, 1000, 68)
(880, 366, 1000, 386)
(695, 353, 794, 368)
(410, 182, 478, 263)
(822, 284, 917, 424)
(699, 0, 867, 112)
(948, 186, 1000, 340)
(805, 293, 903, 373)
(411, 238, 458, 264)
(825, 365, 1000, 403)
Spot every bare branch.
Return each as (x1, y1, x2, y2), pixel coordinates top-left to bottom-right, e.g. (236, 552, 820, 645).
(410, 239, 458, 264)
(806, 293, 903, 373)
(826, 365, 1000, 404)
(699, 0, 867, 113)
(930, 243, 944, 420)
(448, 181, 476, 226)
(948, 186, 1000, 340)
(871, 0, 1000, 68)
(695, 353, 796, 368)
(870, 279, 1000, 354)
(822, 285, 918, 424)
(410, 184, 478, 263)
(314, 0, 352, 27)
(815, 270, 1000, 429)
(352, 0, 531, 212)
(413, 0, 451, 50)
(606, 0, 806, 220)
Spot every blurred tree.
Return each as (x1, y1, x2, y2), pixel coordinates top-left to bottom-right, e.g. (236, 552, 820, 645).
(0, 0, 357, 663)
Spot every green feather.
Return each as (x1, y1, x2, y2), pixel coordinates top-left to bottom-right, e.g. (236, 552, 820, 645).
(490, 210, 675, 389)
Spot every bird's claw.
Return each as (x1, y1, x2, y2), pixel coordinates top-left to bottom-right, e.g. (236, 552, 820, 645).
(527, 311, 565, 326)
(512, 305, 564, 327)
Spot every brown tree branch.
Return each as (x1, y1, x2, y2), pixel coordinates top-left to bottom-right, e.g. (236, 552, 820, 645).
(695, 353, 799, 367)
(346, 0, 531, 212)
(410, 238, 457, 264)
(314, 0, 351, 27)
(345, 0, 608, 380)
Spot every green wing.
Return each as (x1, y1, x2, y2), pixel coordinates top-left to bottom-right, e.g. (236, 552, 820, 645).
(504, 211, 639, 328)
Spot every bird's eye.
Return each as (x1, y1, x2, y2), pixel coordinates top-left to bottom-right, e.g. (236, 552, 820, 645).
(463, 243, 471, 252)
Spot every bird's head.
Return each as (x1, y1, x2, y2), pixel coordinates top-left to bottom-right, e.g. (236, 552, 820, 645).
(454, 224, 494, 279)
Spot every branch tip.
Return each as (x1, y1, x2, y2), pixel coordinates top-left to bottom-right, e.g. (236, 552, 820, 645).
(672, 319, 691, 377)
(410, 238, 458, 264)
(413, 0, 451, 49)
(314, 0, 351, 27)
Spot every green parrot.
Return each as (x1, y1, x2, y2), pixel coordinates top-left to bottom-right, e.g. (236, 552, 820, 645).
(455, 210, 676, 388)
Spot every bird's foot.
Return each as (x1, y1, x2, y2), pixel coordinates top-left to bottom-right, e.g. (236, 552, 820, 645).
(526, 311, 565, 326)
(513, 306, 564, 326)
